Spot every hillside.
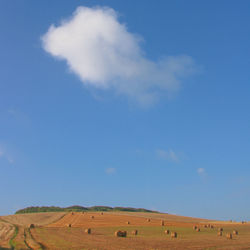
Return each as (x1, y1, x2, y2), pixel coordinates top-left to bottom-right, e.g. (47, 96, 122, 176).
(1, 212, 66, 226)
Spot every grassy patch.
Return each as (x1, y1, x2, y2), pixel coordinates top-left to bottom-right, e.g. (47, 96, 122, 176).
(0, 219, 19, 249)
(9, 225, 18, 249)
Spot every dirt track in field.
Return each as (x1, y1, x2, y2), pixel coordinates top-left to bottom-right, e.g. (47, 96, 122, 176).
(0, 221, 15, 248)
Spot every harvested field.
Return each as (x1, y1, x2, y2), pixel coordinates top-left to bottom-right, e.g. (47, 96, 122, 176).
(0, 212, 66, 226)
(108, 211, 210, 223)
(31, 224, 250, 250)
(47, 212, 208, 228)
(43, 212, 250, 249)
(1, 212, 250, 249)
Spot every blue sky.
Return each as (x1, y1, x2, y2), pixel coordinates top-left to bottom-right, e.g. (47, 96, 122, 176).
(0, 0, 250, 220)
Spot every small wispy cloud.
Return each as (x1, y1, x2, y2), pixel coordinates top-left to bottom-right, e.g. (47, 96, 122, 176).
(8, 109, 17, 116)
(7, 157, 14, 164)
(197, 168, 206, 176)
(0, 146, 14, 164)
(105, 167, 116, 175)
(7, 108, 30, 126)
(156, 149, 180, 163)
(0, 147, 5, 159)
(42, 6, 197, 105)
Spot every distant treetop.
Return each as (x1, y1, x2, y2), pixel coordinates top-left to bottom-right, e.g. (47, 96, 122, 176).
(15, 205, 158, 214)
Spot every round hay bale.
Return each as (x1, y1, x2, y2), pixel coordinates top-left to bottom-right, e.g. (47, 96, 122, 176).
(164, 229, 170, 234)
(67, 224, 72, 228)
(226, 233, 232, 239)
(196, 228, 200, 232)
(171, 232, 177, 238)
(29, 224, 35, 229)
(115, 230, 127, 237)
(131, 229, 138, 235)
(85, 228, 91, 234)
(147, 218, 151, 222)
(217, 231, 222, 236)
(233, 230, 238, 235)
(126, 221, 130, 225)
(193, 225, 197, 230)
(161, 220, 164, 226)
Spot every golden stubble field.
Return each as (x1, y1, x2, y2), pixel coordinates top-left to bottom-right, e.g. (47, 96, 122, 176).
(1, 211, 250, 249)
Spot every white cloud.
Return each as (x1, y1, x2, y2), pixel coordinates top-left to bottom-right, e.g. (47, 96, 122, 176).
(8, 108, 30, 125)
(156, 149, 179, 163)
(7, 157, 14, 164)
(0, 147, 4, 158)
(42, 6, 197, 105)
(105, 167, 116, 175)
(0, 146, 14, 164)
(197, 168, 205, 175)
(8, 109, 16, 115)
